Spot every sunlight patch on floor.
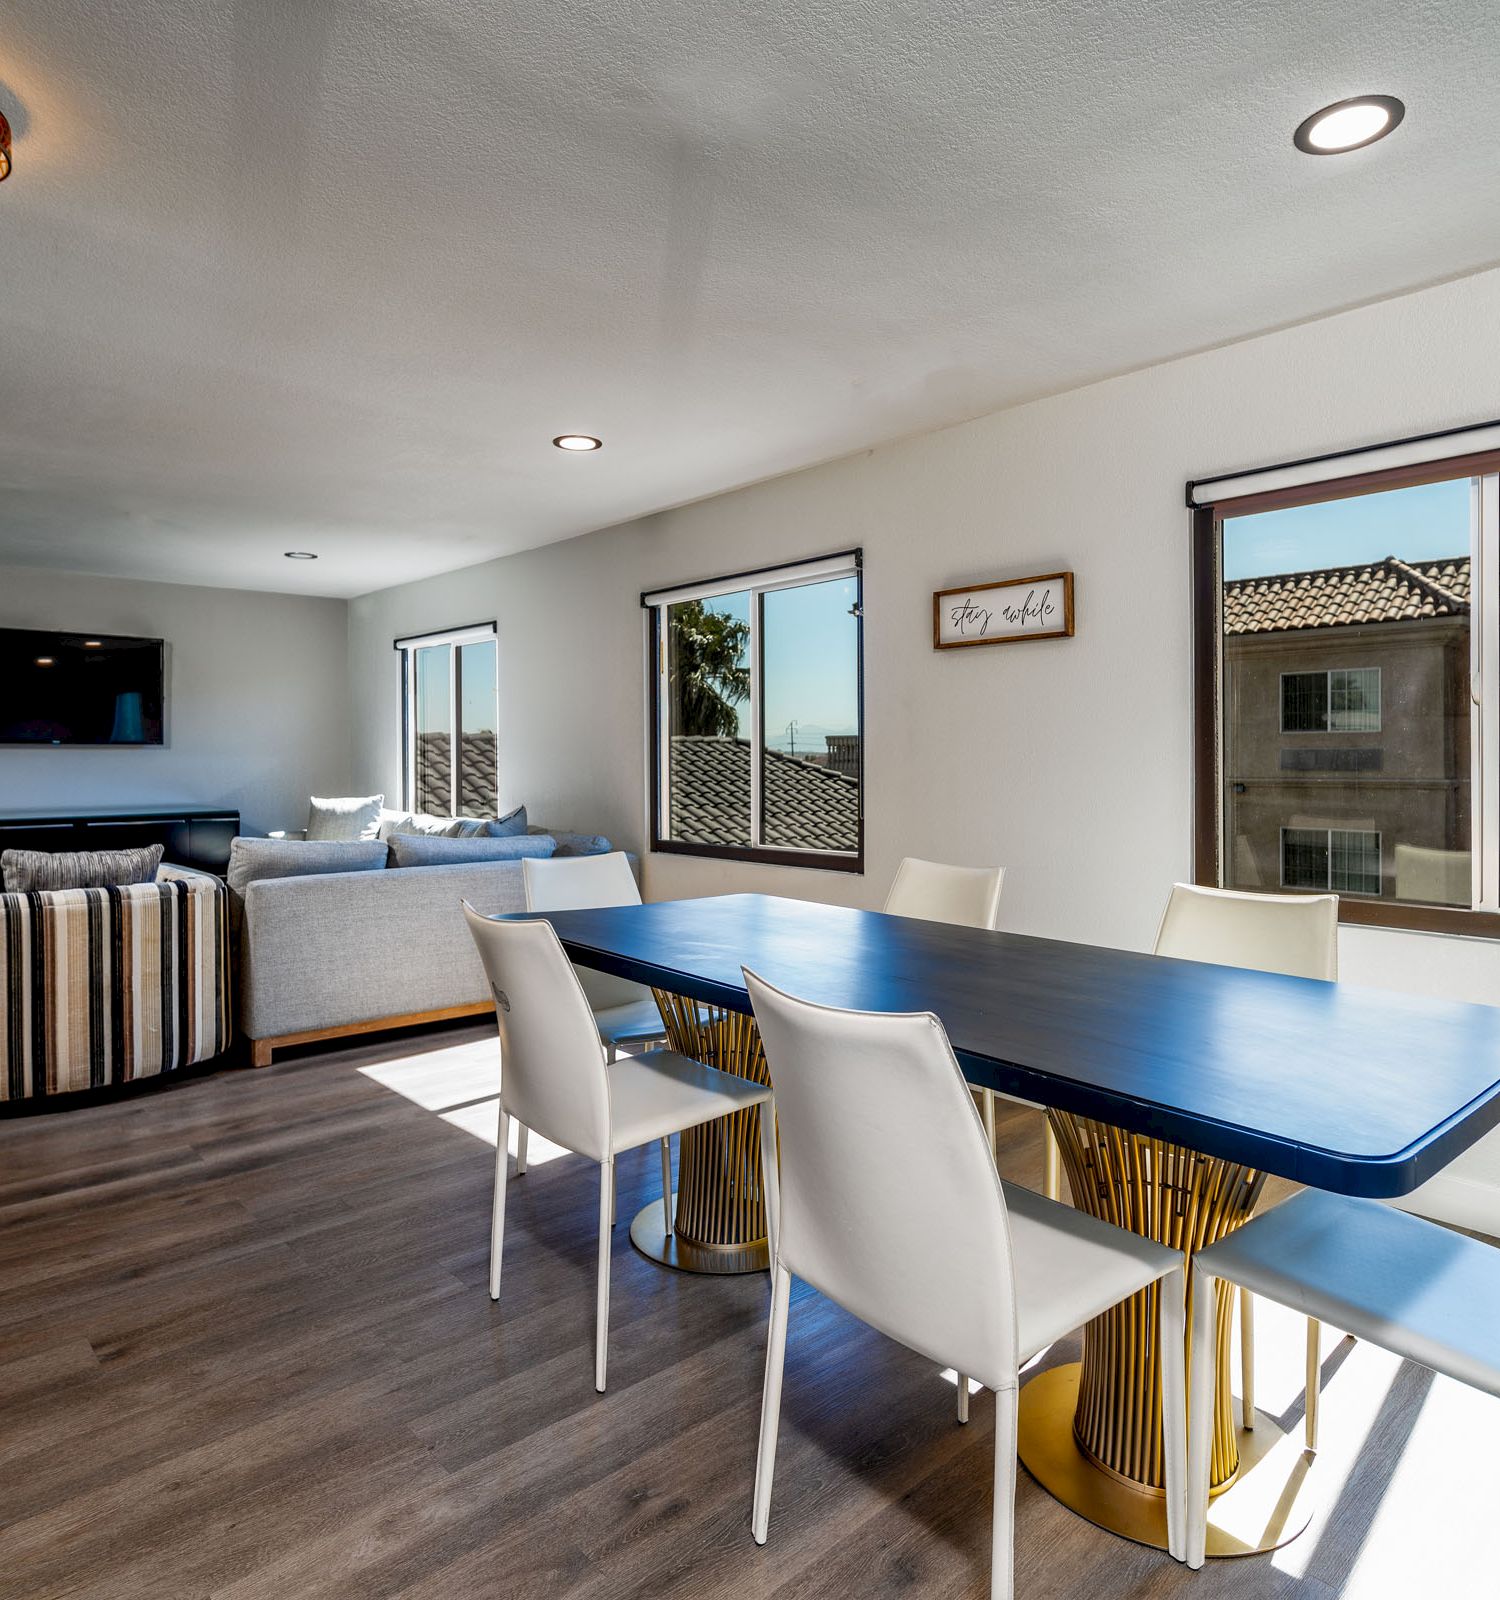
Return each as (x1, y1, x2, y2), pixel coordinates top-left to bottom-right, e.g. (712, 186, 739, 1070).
(358, 1038, 570, 1166)
(358, 1039, 499, 1110)
(1257, 1289, 1500, 1589)
(440, 1098, 571, 1166)
(1331, 1367, 1499, 1593)
(940, 1368, 985, 1395)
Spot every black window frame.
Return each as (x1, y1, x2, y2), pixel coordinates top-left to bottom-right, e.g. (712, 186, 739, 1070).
(393, 620, 499, 818)
(643, 550, 865, 874)
(1192, 443, 1500, 938)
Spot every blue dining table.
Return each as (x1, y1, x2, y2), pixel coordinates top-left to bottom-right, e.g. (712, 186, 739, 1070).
(520, 892, 1500, 1555)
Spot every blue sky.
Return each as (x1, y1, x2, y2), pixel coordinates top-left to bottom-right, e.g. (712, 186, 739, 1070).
(415, 637, 497, 734)
(1223, 477, 1471, 580)
(698, 579, 859, 750)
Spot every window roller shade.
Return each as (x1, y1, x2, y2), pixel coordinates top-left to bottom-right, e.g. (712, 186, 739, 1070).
(642, 551, 859, 610)
(1189, 421, 1500, 508)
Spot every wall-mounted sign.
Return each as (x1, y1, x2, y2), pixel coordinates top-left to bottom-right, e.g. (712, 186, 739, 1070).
(932, 571, 1075, 650)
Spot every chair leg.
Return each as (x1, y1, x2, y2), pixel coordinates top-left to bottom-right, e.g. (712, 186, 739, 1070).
(752, 1262, 792, 1545)
(991, 1383, 1019, 1600)
(489, 1107, 510, 1302)
(1042, 1117, 1061, 1202)
(1186, 1266, 1219, 1569)
(611, 1161, 617, 1226)
(607, 1041, 617, 1064)
(1239, 1286, 1255, 1429)
(596, 1157, 613, 1393)
(759, 1098, 780, 1266)
(1158, 1267, 1188, 1563)
(1305, 1317, 1321, 1451)
(659, 1137, 674, 1238)
(957, 1375, 971, 1424)
(515, 1122, 529, 1177)
(982, 1088, 996, 1154)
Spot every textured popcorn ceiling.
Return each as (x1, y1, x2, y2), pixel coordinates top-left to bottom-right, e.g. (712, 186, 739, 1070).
(0, 0, 1497, 598)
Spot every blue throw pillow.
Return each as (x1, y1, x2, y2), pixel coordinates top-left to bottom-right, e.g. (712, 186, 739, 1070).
(486, 805, 528, 838)
(387, 832, 556, 869)
(552, 832, 613, 857)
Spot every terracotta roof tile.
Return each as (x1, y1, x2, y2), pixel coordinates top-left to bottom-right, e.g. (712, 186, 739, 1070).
(669, 736, 860, 854)
(1224, 556, 1469, 637)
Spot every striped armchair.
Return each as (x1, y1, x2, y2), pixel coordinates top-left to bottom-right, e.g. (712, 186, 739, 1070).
(1, 864, 231, 1103)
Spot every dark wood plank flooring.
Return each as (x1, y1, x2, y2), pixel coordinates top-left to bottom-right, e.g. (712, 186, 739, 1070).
(2, 1023, 1487, 1599)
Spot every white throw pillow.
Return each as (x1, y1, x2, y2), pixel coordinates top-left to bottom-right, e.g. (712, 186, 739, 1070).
(377, 809, 483, 839)
(307, 794, 384, 841)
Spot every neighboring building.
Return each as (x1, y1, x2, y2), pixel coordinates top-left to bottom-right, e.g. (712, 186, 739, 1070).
(668, 735, 861, 854)
(823, 734, 862, 780)
(1223, 555, 1471, 904)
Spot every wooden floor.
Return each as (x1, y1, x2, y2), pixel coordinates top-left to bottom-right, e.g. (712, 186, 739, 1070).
(3, 1024, 1494, 1600)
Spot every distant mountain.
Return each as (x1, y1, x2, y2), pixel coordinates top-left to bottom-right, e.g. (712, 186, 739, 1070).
(763, 723, 858, 754)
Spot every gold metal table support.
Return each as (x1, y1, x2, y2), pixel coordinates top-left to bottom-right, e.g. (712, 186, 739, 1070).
(1016, 1111, 1317, 1556)
(628, 990, 771, 1276)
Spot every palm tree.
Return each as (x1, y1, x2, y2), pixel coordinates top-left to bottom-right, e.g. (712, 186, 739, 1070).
(668, 601, 750, 736)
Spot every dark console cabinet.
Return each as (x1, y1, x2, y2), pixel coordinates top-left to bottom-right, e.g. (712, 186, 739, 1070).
(0, 807, 240, 876)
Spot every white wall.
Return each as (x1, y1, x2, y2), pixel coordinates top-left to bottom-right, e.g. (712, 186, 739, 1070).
(0, 566, 351, 836)
(349, 264, 1500, 1006)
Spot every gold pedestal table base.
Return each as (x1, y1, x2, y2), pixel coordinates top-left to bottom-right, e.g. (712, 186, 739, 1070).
(628, 990, 771, 1276)
(1016, 1112, 1315, 1556)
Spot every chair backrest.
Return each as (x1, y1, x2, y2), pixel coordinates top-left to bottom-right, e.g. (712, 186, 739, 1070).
(883, 856, 1005, 931)
(1153, 883, 1338, 981)
(744, 968, 1019, 1392)
(522, 852, 652, 1013)
(462, 904, 612, 1161)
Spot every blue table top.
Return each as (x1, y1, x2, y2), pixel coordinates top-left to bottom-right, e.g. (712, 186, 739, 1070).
(522, 893, 1500, 1198)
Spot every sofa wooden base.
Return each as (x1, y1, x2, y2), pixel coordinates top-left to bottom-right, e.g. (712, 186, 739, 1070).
(248, 1002, 494, 1067)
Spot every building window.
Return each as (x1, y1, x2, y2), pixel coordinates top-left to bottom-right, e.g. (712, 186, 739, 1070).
(1280, 668, 1381, 733)
(395, 624, 498, 817)
(1193, 438, 1500, 935)
(643, 551, 863, 871)
(1281, 828, 1382, 895)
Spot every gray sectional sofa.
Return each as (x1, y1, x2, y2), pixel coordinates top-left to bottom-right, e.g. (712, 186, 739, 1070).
(230, 831, 612, 1066)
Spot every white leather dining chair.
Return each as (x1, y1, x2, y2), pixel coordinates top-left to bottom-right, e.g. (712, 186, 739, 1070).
(522, 852, 668, 1059)
(743, 969, 1188, 1596)
(518, 852, 670, 1188)
(884, 856, 1006, 931)
(1154, 882, 1338, 1445)
(463, 904, 770, 1391)
(881, 859, 1054, 1186)
(1186, 1188, 1500, 1567)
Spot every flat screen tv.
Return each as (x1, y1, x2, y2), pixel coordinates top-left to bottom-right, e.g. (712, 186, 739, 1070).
(0, 629, 165, 745)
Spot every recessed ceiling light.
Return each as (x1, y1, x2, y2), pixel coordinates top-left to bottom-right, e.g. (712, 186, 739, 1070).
(83, 640, 103, 648)
(284, 550, 318, 560)
(1294, 95, 1404, 155)
(35, 656, 54, 666)
(553, 435, 603, 452)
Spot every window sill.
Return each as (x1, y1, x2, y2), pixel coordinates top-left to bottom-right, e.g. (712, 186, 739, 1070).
(1335, 899, 1500, 940)
(650, 838, 864, 875)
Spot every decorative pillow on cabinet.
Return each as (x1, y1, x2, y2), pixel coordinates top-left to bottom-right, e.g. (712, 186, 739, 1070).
(306, 794, 384, 841)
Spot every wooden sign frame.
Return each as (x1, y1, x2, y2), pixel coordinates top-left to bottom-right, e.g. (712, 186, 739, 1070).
(933, 570, 1075, 650)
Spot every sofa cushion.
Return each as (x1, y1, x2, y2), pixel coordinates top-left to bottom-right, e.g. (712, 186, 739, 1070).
(551, 832, 612, 857)
(227, 837, 389, 901)
(378, 809, 490, 840)
(307, 794, 384, 841)
(488, 804, 528, 838)
(387, 832, 557, 869)
(1, 843, 164, 893)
